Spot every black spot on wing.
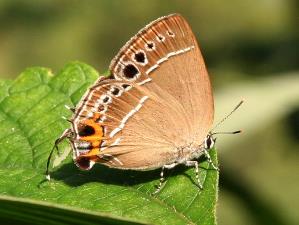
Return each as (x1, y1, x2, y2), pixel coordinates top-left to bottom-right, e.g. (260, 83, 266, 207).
(123, 64, 139, 79)
(134, 52, 145, 63)
(78, 124, 95, 137)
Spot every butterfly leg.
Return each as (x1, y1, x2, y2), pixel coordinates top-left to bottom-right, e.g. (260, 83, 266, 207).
(153, 162, 178, 195)
(54, 128, 73, 155)
(185, 160, 203, 189)
(64, 104, 75, 113)
(46, 128, 73, 180)
(203, 149, 219, 171)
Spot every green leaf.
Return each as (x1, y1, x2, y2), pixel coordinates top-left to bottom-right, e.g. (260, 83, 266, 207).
(0, 62, 219, 225)
(0, 195, 147, 225)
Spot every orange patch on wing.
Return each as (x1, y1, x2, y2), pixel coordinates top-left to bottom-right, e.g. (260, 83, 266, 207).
(77, 118, 110, 158)
(82, 148, 102, 157)
(79, 119, 104, 141)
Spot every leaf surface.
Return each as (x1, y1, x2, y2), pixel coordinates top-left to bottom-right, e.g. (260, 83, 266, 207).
(0, 62, 218, 225)
(0, 195, 147, 225)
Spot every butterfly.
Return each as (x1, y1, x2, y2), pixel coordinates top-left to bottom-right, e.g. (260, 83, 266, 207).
(46, 13, 241, 194)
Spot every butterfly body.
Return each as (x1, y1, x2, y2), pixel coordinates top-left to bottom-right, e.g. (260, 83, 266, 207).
(48, 14, 218, 192)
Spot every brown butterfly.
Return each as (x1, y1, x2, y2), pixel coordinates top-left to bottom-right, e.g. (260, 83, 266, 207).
(46, 14, 241, 193)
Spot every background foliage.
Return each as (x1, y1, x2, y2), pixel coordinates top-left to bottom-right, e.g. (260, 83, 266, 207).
(0, 0, 298, 224)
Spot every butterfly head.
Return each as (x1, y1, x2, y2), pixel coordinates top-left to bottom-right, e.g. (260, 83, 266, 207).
(203, 100, 244, 151)
(205, 130, 242, 151)
(204, 134, 216, 150)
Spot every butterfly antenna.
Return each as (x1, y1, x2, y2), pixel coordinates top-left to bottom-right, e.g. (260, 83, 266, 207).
(211, 100, 244, 132)
(211, 130, 242, 135)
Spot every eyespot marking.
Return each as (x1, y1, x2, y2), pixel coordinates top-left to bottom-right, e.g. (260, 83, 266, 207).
(100, 94, 112, 104)
(103, 96, 110, 103)
(145, 42, 155, 51)
(76, 157, 91, 170)
(110, 86, 121, 96)
(78, 124, 95, 137)
(134, 52, 145, 63)
(123, 64, 139, 79)
(157, 34, 165, 42)
(122, 84, 132, 91)
(98, 104, 105, 112)
(167, 30, 175, 37)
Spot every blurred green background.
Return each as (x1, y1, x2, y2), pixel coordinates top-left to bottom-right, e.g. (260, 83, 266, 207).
(0, 0, 298, 224)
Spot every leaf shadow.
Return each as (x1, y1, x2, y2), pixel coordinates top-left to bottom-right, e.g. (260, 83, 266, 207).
(50, 163, 182, 188)
(49, 157, 210, 188)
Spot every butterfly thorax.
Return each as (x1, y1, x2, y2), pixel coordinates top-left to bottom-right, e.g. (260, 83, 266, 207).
(173, 142, 204, 164)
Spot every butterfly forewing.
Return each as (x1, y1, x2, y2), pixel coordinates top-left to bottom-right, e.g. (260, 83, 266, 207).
(110, 15, 194, 83)
(110, 14, 213, 144)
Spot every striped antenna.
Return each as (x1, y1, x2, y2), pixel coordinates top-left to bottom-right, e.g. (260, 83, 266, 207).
(211, 100, 244, 132)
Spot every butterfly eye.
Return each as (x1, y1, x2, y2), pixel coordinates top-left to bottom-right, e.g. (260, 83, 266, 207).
(204, 135, 215, 149)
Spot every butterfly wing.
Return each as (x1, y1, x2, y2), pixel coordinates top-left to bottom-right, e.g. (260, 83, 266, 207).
(71, 14, 213, 170)
(72, 79, 184, 169)
(109, 14, 214, 147)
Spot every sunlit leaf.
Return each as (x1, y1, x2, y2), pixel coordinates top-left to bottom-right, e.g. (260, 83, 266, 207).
(0, 62, 218, 225)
